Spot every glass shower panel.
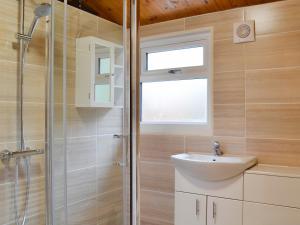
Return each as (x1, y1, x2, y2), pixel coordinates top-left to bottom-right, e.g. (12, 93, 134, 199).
(65, 1, 130, 225)
(0, 0, 51, 224)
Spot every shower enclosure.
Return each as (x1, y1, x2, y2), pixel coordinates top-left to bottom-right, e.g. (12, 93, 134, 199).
(0, 0, 135, 225)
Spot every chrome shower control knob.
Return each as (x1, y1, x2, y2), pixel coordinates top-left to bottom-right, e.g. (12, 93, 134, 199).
(0, 149, 12, 164)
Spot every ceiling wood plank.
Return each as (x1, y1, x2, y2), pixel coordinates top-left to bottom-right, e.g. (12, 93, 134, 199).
(66, 0, 284, 25)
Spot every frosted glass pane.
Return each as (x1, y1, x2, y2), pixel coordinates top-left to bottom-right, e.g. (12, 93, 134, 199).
(99, 58, 111, 74)
(141, 79, 207, 123)
(147, 47, 204, 71)
(95, 84, 110, 103)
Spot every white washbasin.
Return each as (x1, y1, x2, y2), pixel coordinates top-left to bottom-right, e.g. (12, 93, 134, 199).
(171, 153, 257, 181)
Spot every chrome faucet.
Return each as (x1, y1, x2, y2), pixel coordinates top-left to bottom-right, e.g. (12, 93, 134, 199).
(213, 141, 223, 156)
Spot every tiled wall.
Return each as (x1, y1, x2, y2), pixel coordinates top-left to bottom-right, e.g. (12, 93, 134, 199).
(139, 1, 300, 225)
(0, 1, 124, 225)
(0, 0, 48, 224)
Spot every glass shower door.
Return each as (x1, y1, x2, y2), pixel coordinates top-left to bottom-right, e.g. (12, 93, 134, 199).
(62, 1, 130, 225)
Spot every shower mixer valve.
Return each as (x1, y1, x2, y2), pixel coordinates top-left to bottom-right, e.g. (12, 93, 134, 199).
(0, 148, 44, 164)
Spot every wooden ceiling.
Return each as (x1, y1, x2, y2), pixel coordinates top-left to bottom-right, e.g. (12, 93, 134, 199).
(67, 0, 283, 25)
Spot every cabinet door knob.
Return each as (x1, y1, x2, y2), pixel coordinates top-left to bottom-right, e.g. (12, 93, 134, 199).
(195, 199, 200, 216)
(213, 201, 217, 223)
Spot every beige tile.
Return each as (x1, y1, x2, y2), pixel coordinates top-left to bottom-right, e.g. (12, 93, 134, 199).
(245, 31, 300, 70)
(0, 20, 20, 63)
(53, 173, 66, 209)
(141, 217, 173, 225)
(23, 103, 45, 141)
(0, 60, 46, 103)
(67, 105, 97, 138)
(246, 0, 300, 35)
(185, 135, 246, 154)
(67, 167, 97, 204)
(98, 211, 122, 225)
(54, 35, 76, 71)
(97, 108, 123, 135)
(54, 104, 64, 139)
(140, 134, 184, 162)
(246, 104, 300, 139)
(214, 39, 244, 73)
(0, 101, 17, 142)
(23, 65, 46, 103)
(5, 214, 46, 225)
(0, 0, 48, 28)
(0, 3, 46, 65)
(97, 135, 122, 165)
(246, 67, 300, 103)
(97, 188, 123, 224)
(55, 3, 79, 38)
(53, 69, 75, 104)
(246, 138, 300, 167)
(0, 0, 19, 24)
(0, 60, 17, 101)
(140, 190, 174, 224)
(98, 18, 123, 45)
(97, 165, 122, 195)
(140, 19, 185, 38)
(185, 8, 243, 40)
(0, 102, 44, 143)
(214, 71, 245, 104)
(77, 10, 99, 37)
(185, 136, 213, 153)
(214, 104, 245, 137)
(140, 161, 174, 193)
(213, 136, 246, 155)
(68, 198, 97, 225)
(0, 177, 45, 225)
(67, 137, 97, 171)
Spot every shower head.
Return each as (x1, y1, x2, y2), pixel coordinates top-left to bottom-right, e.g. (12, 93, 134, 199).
(27, 3, 51, 38)
(34, 3, 52, 18)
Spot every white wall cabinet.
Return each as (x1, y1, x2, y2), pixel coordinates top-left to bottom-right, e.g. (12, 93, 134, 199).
(175, 192, 206, 225)
(76, 36, 123, 108)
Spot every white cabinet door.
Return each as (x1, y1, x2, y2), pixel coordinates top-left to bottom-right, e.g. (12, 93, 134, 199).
(207, 197, 242, 225)
(175, 192, 206, 225)
(243, 202, 300, 225)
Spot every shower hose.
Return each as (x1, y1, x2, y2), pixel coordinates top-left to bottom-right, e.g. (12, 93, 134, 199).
(14, 40, 31, 225)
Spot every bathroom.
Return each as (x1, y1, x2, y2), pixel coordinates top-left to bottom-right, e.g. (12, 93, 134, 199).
(0, 0, 299, 225)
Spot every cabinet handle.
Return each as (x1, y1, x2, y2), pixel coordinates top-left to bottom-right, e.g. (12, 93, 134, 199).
(195, 199, 200, 216)
(213, 201, 217, 223)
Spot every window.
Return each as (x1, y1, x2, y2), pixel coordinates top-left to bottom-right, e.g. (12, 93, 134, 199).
(140, 29, 212, 135)
(141, 79, 207, 123)
(147, 47, 204, 71)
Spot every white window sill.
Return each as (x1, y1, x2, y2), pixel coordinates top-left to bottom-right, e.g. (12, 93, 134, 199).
(140, 122, 212, 136)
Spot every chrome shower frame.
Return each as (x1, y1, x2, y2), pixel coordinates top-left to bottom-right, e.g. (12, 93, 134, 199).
(44, 0, 140, 225)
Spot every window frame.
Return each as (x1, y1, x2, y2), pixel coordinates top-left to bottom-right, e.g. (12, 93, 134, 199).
(140, 28, 213, 135)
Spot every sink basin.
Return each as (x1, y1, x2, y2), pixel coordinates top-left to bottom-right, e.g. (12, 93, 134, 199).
(171, 153, 257, 181)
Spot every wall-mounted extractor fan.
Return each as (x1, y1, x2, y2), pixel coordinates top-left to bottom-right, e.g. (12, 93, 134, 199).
(233, 20, 255, 44)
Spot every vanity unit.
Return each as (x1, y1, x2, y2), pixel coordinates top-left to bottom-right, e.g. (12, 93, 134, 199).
(172, 154, 300, 225)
